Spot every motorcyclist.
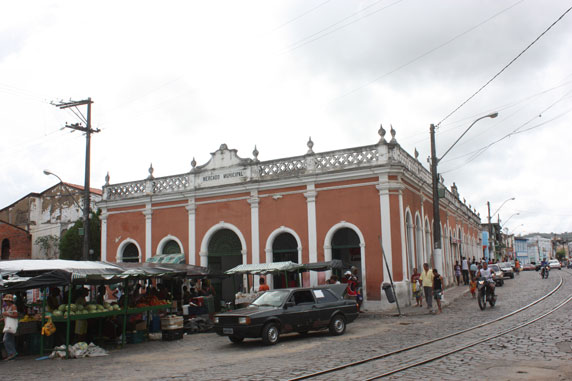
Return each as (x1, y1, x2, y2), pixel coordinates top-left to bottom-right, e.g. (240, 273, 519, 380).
(477, 262, 495, 299)
(540, 258, 549, 278)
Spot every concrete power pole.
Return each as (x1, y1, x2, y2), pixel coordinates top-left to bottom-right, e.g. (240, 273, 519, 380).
(52, 98, 99, 261)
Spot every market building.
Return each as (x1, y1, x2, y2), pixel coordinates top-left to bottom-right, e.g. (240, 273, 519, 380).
(0, 183, 102, 259)
(98, 128, 482, 310)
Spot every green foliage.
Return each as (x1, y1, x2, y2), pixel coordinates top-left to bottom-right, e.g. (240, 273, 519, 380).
(35, 235, 60, 259)
(556, 250, 566, 261)
(59, 209, 101, 261)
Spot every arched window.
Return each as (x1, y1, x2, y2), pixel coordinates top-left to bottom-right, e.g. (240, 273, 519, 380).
(162, 240, 182, 254)
(121, 243, 140, 263)
(1, 239, 10, 260)
(415, 215, 423, 268)
(405, 211, 415, 276)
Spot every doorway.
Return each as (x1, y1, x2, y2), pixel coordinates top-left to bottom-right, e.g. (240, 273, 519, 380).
(207, 229, 243, 309)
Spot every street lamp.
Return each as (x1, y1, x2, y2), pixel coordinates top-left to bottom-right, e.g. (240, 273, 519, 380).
(430, 112, 498, 273)
(502, 212, 520, 227)
(487, 197, 515, 261)
(44, 169, 90, 261)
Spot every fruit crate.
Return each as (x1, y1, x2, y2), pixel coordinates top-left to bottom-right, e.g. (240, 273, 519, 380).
(161, 328, 184, 341)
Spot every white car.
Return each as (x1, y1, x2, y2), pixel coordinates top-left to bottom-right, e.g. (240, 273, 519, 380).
(548, 259, 562, 270)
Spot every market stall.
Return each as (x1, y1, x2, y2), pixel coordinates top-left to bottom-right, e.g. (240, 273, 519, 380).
(0, 260, 180, 359)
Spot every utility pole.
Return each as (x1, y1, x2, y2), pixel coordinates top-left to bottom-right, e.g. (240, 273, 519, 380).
(430, 124, 442, 273)
(487, 201, 492, 261)
(53, 98, 99, 261)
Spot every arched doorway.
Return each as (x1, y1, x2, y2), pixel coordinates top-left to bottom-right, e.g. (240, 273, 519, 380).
(121, 243, 140, 263)
(1, 239, 9, 260)
(208, 229, 243, 309)
(331, 228, 361, 281)
(272, 232, 299, 288)
(415, 215, 423, 269)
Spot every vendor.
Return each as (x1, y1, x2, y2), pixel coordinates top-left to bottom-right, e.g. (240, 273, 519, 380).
(74, 288, 89, 342)
(199, 279, 215, 296)
(258, 277, 269, 292)
(2, 294, 18, 361)
(47, 287, 61, 311)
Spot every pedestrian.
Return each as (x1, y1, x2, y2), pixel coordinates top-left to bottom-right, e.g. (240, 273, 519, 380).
(2, 294, 18, 361)
(469, 277, 477, 298)
(469, 261, 478, 279)
(419, 263, 434, 312)
(454, 261, 461, 286)
(461, 257, 469, 285)
(410, 268, 423, 307)
(432, 269, 444, 314)
(258, 277, 270, 292)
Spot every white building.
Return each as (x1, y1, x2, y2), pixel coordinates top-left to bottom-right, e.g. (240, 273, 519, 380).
(526, 235, 552, 264)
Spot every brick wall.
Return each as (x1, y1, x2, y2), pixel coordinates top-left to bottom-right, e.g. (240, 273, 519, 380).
(0, 221, 32, 260)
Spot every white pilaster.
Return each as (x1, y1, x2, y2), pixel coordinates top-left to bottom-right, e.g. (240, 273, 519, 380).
(377, 176, 392, 283)
(186, 199, 196, 265)
(143, 203, 153, 261)
(398, 187, 407, 281)
(249, 191, 260, 290)
(305, 184, 318, 286)
(101, 209, 108, 262)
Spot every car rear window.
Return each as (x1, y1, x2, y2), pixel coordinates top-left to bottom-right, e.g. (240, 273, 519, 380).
(313, 289, 339, 303)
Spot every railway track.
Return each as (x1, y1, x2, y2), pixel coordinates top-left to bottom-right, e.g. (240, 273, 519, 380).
(288, 272, 570, 380)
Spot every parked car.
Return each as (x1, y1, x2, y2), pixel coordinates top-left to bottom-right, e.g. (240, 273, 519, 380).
(214, 285, 359, 345)
(498, 262, 515, 279)
(522, 263, 536, 271)
(548, 259, 562, 270)
(490, 264, 504, 286)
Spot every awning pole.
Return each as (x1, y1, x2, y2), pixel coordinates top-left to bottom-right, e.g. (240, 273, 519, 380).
(65, 286, 72, 358)
(122, 280, 128, 347)
(40, 287, 47, 356)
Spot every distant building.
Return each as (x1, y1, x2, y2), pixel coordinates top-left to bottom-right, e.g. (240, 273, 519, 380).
(526, 235, 552, 264)
(514, 236, 529, 264)
(0, 183, 102, 259)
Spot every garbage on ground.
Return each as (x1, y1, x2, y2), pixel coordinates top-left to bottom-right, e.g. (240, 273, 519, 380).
(50, 342, 108, 359)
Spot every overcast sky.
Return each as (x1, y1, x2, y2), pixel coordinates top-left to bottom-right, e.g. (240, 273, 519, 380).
(1, 0, 571, 235)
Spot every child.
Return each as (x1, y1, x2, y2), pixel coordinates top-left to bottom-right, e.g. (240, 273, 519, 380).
(432, 269, 444, 314)
(411, 268, 422, 307)
(469, 276, 477, 298)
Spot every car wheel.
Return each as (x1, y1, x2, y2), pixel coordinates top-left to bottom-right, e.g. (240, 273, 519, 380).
(228, 335, 244, 344)
(261, 323, 280, 345)
(329, 314, 346, 336)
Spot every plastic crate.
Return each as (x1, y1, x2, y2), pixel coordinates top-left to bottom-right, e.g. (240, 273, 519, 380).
(126, 330, 147, 344)
(161, 328, 184, 341)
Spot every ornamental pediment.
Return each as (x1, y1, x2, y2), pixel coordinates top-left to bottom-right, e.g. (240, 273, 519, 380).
(195, 144, 252, 171)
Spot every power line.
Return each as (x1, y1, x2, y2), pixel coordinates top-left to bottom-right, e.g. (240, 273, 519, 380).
(325, 0, 524, 105)
(437, 4, 572, 127)
(269, 0, 334, 34)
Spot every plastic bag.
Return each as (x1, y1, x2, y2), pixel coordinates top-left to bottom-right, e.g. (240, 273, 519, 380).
(42, 317, 56, 336)
(3, 316, 18, 334)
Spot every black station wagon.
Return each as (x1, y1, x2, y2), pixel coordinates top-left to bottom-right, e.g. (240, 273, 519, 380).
(214, 285, 359, 345)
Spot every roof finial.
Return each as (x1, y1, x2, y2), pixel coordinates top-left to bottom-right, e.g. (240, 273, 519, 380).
(105, 171, 110, 186)
(147, 163, 154, 180)
(191, 157, 197, 170)
(378, 124, 386, 144)
(390, 124, 397, 143)
(307, 136, 314, 154)
(253, 145, 259, 162)
(414, 148, 419, 160)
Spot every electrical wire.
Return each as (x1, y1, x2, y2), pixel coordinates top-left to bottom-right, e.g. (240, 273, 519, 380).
(436, 4, 572, 127)
(269, 0, 334, 34)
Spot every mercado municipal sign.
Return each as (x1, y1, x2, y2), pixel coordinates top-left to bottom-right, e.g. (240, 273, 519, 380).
(198, 169, 249, 186)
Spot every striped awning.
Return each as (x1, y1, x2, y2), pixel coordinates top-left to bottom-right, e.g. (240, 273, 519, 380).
(147, 254, 185, 264)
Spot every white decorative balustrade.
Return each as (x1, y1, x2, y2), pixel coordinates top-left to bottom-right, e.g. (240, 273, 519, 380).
(314, 146, 379, 170)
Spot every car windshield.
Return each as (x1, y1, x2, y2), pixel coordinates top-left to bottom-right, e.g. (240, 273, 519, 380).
(251, 290, 290, 307)
(491, 265, 500, 271)
(499, 263, 511, 269)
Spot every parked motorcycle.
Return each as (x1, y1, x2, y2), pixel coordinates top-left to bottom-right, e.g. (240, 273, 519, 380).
(477, 277, 496, 310)
(541, 266, 550, 279)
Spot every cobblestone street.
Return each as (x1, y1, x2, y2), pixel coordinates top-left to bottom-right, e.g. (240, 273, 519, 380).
(4, 270, 572, 380)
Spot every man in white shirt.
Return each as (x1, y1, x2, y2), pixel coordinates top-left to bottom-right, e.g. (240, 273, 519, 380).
(461, 257, 469, 285)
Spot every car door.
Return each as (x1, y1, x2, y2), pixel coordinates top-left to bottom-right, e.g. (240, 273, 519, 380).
(280, 290, 315, 332)
(311, 289, 341, 329)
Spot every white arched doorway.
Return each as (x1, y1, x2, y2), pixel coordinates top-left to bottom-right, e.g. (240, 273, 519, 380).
(265, 226, 303, 289)
(324, 221, 367, 301)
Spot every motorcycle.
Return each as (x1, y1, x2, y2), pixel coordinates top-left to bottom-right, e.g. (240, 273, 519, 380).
(541, 266, 550, 279)
(477, 277, 496, 310)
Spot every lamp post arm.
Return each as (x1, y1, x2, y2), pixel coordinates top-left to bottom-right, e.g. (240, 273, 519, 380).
(44, 170, 84, 213)
(438, 112, 498, 162)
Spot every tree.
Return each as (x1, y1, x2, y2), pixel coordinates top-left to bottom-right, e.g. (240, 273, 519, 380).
(35, 235, 60, 259)
(556, 249, 566, 261)
(59, 209, 101, 261)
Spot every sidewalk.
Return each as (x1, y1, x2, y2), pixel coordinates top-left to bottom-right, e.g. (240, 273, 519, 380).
(361, 283, 471, 318)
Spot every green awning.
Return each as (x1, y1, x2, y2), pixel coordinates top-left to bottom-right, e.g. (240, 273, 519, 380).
(147, 253, 185, 264)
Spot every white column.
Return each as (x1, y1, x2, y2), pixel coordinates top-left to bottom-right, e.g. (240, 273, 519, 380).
(398, 187, 407, 281)
(304, 184, 318, 286)
(143, 203, 152, 261)
(249, 191, 260, 290)
(186, 199, 196, 265)
(101, 209, 108, 262)
(377, 177, 392, 283)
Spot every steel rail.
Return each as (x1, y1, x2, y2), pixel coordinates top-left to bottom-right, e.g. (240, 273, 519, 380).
(366, 280, 572, 379)
(288, 275, 564, 381)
